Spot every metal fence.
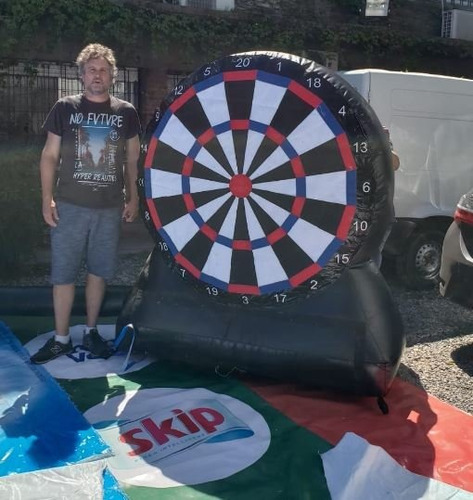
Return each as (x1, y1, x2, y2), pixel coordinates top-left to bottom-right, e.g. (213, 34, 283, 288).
(0, 61, 139, 143)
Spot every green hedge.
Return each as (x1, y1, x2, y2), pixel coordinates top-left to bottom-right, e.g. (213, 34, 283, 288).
(0, 142, 45, 279)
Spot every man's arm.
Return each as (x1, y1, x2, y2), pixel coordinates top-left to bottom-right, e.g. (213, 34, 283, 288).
(40, 131, 61, 227)
(383, 126, 400, 171)
(122, 134, 140, 223)
(391, 149, 400, 171)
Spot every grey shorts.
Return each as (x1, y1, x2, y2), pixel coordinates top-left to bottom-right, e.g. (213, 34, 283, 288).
(50, 201, 122, 284)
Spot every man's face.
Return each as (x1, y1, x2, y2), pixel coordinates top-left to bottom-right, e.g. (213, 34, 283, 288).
(82, 57, 113, 98)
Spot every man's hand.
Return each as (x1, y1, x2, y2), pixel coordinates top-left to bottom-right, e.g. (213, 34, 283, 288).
(122, 197, 139, 223)
(42, 199, 59, 227)
(123, 135, 140, 223)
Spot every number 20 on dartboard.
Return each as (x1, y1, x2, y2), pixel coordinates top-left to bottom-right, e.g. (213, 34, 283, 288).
(234, 57, 251, 68)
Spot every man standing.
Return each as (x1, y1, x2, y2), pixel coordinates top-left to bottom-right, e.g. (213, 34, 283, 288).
(31, 43, 141, 364)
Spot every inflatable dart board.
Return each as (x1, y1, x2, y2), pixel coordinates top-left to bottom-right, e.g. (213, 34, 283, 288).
(119, 51, 404, 404)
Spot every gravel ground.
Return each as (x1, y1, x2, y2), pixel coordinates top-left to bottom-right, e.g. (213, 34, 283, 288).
(388, 274, 473, 416)
(1, 247, 472, 415)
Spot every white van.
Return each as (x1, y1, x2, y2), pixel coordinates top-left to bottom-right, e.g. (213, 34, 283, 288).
(340, 69, 473, 289)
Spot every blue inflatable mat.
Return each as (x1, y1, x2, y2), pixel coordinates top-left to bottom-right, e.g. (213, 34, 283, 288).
(0, 321, 126, 499)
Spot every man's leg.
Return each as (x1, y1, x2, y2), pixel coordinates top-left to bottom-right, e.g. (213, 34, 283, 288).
(85, 272, 106, 328)
(53, 283, 75, 335)
(30, 202, 86, 364)
(81, 206, 121, 358)
(30, 282, 75, 364)
(51, 201, 89, 334)
(83, 273, 113, 357)
(86, 205, 121, 327)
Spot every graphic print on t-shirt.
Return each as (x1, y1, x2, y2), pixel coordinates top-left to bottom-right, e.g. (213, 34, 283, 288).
(71, 112, 123, 190)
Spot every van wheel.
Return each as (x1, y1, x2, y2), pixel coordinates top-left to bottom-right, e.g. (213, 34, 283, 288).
(396, 230, 444, 290)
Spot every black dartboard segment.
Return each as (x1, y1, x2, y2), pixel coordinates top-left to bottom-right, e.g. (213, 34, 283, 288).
(142, 52, 388, 301)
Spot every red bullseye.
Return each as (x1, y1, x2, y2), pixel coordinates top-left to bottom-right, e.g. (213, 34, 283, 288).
(229, 174, 252, 198)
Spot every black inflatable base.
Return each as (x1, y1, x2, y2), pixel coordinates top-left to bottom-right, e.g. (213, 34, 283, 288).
(117, 249, 405, 397)
(0, 286, 130, 317)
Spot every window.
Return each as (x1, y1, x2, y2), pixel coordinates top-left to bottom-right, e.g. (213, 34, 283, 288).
(364, 0, 389, 16)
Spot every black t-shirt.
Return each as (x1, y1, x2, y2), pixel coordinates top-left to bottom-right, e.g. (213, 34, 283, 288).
(43, 94, 141, 208)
